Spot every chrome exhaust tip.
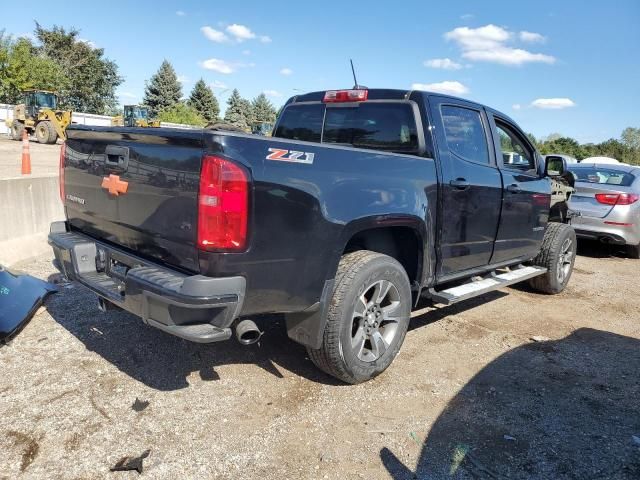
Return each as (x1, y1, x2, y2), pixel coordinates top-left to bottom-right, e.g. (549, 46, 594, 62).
(235, 319, 262, 345)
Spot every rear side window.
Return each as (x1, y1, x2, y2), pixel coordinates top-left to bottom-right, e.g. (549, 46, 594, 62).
(323, 103, 419, 154)
(569, 167, 636, 187)
(274, 102, 420, 155)
(273, 104, 324, 142)
(441, 106, 489, 164)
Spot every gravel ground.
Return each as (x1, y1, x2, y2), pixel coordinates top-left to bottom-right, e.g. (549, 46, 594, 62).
(1, 242, 639, 479)
(0, 136, 60, 179)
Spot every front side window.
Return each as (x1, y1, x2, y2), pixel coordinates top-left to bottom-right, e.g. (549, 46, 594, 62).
(441, 105, 489, 164)
(495, 120, 536, 172)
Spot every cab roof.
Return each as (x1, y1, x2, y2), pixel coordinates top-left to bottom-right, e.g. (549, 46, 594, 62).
(286, 88, 515, 124)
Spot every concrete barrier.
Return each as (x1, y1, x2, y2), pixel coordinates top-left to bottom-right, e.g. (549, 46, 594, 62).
(0, 174, 64, 266)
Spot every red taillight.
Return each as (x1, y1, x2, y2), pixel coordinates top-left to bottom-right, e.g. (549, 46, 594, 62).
(595, 193, 639, 206)
(323, 89, 368, 103)
(59, 142, 66, 203)
(197, 155, 249, 251)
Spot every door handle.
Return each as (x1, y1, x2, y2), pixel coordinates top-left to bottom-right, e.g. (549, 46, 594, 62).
(506, 184, 522, 194)
(449, 178, 470, 190)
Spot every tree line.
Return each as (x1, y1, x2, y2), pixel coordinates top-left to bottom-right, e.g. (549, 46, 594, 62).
(143, 59, 277, 128)
(529, 128, 640, 166)
(0, 24, 122, 114)
(0, 24, 278, 128)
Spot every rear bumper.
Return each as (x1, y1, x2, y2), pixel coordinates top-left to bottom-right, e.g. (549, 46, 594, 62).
(48, 221, 245, 343)
(572, 217, 640, 246)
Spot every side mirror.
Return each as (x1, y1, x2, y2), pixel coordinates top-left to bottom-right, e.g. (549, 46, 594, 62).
(544, 156, 567, 177)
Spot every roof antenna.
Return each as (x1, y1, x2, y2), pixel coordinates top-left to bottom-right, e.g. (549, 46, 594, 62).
(350, 59, 366, 89)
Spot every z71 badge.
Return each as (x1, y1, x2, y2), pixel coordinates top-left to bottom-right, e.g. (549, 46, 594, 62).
(266, 148, 314, 165)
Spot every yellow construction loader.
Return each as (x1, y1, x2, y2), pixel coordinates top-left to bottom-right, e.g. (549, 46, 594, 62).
(6, 90, 72, 144)
(111, 105, 161, 128)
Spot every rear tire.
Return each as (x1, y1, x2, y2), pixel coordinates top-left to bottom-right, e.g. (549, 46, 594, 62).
(627, 243, 640, 259)
(306, 250, 411, 384)
(11, 120, 24, 141)
(36, 121, 56, 144)
(529, 223, 577, 294)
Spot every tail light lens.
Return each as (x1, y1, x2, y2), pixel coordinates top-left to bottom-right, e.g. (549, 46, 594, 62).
(198, 155, 249, 251)
(595, 193, 639, 206)
(59, 142, 66, 203)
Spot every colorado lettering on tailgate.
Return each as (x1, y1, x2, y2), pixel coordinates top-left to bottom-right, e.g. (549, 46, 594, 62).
(266, 148, 314, 165)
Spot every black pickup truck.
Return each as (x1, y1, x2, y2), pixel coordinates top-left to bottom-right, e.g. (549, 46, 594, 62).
(49, 88, 576, 383)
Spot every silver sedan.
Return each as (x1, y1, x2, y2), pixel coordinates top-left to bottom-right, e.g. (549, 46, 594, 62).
(568, 163, 640, 258)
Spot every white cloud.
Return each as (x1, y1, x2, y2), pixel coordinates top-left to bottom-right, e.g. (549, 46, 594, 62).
(424, 58, 463, 70)
(445, 24, 555, 66)
(78, 38, 96, 48)
(176, 10, 186, 16)
(464, 48, 555, 65)
(263, 90, 282, 97)
(242, 49, 251, 55)
(280, 67, 293, 76)
(411, 81, 469, 96)
(177, 74, 189, 84)
(460, 13, 474, 20)
(201, 26, 229, 43)
(226, 24, 256, 42)
(512, 103, 522, 110)
(445, 24, 511, 50)
(519, 31, 546, 43)
(200, 58, 235, 74)
(530, 98, 576, 109)
(259, 35, 272, 43)
(210, 80, 228, 90)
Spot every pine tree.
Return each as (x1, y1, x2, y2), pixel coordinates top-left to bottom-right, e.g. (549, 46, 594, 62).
(252, 93, 277, 123)
(223, 89, 251, 130)
(239, 97, 255, 127)
(188, 79, 219, 122)
(143, 60, 182, 116)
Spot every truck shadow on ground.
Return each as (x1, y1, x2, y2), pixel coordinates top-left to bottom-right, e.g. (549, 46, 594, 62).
(45, 281, 343, 390)
(45, 277, 513, 390)
(380, 328, 640, 479)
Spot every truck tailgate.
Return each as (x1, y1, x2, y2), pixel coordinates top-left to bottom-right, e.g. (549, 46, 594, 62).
(63, 126, 204, 273)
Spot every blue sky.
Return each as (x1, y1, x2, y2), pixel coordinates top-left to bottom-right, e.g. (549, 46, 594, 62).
(4, 0, 639, 143)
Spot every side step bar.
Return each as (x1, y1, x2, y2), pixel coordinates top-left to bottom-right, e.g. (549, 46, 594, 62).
(427, 265, 546, 306)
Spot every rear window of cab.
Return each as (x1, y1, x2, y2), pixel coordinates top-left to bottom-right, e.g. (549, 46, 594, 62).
(274, 102, 420, 154)
(568, 167, 636, 187)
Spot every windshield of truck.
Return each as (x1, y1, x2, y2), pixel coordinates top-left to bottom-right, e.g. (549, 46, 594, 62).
(34, 93, 57, 109)
(274, 102, 420, 154)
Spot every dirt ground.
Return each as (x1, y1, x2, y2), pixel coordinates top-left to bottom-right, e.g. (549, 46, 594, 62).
(0, 135, 61, 179)
(1, 241, 639, 479)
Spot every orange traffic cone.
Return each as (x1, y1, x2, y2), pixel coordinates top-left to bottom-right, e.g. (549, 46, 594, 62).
(21, 128, 31, 175)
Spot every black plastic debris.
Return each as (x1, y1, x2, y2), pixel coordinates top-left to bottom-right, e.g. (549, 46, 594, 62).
(110, 449, 151, 474)
(0, 265, 58, 343)
(132, 397, 150, 412)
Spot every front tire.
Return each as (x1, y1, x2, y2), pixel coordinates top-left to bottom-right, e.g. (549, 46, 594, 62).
(529, 223, 577, 294)
(307, 251, 411, 384)
(11, 120, 24, 140)
(627, 243, 640, 259)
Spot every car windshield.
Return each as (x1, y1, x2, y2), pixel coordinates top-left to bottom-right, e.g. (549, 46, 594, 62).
(568, 166, 636, 187)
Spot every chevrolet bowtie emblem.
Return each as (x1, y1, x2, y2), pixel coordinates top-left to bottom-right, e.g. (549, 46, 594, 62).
(101, 174, 129, 196)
